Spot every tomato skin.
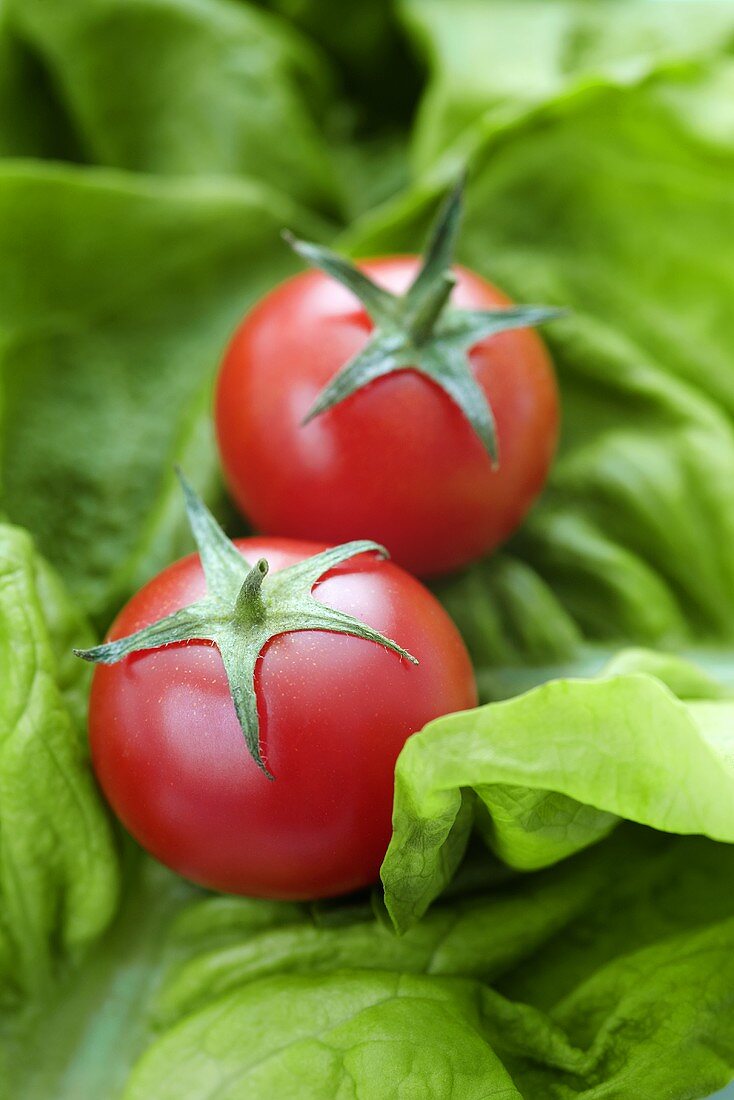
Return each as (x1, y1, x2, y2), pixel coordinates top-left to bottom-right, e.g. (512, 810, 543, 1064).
(215, 258, 559, 576)
(89, 538, 476, 900)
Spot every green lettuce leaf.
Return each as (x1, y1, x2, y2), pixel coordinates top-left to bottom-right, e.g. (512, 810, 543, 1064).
(0, 161, 328, 623)
(432, 552, 582, 673)
(125, 971, 519, 1100)
(136, 926, 734, 1100)
(3, 0, 340, 213)
(402, 0, 734, 170)
(0, 0, 79, 161)
(3, 854, 194, 1100)
(382, 651, 734, 932)
(259, 0, 421, 127)
(0, 524, 118, 1001)
(149, 825, 717, 1028)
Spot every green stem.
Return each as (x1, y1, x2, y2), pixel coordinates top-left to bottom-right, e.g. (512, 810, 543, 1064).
(234, 559, 269, 625)
(409, 273, 456, 345)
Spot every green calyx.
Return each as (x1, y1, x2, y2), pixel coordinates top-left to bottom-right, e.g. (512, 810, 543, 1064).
(285, 175, 565, 465)
(75, 471, 418, 779)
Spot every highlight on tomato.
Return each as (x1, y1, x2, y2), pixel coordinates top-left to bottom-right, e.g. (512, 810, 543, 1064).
(76, 473, 476, 901)
(215, 178, 563, 577)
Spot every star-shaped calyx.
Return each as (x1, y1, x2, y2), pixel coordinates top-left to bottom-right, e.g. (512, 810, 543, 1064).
(75, 472, 418, 779)
(284, 175, 564, 465)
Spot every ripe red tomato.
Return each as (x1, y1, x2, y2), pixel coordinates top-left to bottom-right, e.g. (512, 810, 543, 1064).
(89, 538, 476, 900)
(215, 259, 559, 577)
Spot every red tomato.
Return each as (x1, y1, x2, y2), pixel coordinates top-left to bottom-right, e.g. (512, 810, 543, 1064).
(89, 538, 476, 900)
(215, 259, 559, 577)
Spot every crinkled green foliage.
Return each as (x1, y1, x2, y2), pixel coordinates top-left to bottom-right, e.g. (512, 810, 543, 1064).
(0, 525, 118, 1002)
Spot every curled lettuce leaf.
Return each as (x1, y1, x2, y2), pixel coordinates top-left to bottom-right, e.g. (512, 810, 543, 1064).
(382, 651, 734, 931)
(0, 524, 118, 999)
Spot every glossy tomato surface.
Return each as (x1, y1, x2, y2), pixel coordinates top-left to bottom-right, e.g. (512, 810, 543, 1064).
(89, 539, 476, 899)
(215, 258, 559, 576)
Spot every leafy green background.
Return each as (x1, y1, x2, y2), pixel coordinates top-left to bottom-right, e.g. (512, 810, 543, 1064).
(1, 1, 734, 1097)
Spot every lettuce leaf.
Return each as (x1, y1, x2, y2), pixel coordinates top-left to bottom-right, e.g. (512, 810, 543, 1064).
(0, 162, 328, 623)
(0, 0, 79, 161)
(402, 0, 734, 170)
(125, 918, 734, 1100)
(125, 971, 520, 1100)
(0, 525, 118, 1001)
(6, 642, 732, 1099)
(382, 650, 734, 931)
(3, 0, 340, 213)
